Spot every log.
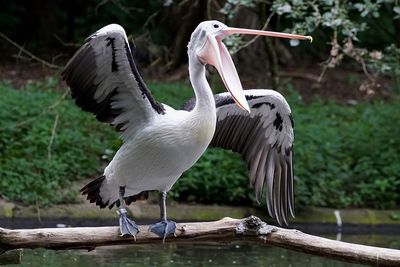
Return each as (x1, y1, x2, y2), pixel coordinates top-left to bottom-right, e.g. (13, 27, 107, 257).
(0, 216, 399, 267)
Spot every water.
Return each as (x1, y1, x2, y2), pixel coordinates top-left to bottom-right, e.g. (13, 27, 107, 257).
(15, 234, 400, 267)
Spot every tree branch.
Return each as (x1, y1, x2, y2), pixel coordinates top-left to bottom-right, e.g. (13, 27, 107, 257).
(47, 113, 59, 161)
(53, 34, 80, 48)
(0, 32, 62, 70)
(0, 216, 399, 266)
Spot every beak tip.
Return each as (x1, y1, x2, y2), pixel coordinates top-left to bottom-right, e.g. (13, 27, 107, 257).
(306, 36, 313, 43)
(243, 103, 251, 113)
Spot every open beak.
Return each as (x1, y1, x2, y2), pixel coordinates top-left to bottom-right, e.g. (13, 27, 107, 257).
(197, 26, 312, 113)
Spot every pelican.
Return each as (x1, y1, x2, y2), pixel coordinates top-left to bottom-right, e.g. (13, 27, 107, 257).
(62, 21, 311, 239)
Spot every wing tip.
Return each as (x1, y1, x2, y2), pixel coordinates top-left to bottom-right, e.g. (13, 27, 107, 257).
(97, 24, 126, 35)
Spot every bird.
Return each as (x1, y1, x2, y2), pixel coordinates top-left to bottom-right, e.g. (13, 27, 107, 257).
(62, 20, 312, 240)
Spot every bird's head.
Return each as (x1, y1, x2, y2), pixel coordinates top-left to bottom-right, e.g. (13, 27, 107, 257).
(188, 20, 312, 113)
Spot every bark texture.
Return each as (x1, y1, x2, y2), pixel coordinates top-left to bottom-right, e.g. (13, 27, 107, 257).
(0, 216, 399, 267)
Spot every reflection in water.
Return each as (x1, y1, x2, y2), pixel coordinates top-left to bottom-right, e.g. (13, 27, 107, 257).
(19, 235, 400, 267)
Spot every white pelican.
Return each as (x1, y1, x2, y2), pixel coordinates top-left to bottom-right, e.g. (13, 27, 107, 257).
(62, 21, 311, 239)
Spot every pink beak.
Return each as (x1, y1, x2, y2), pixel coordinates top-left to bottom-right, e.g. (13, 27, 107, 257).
(197, 26, 312, 113)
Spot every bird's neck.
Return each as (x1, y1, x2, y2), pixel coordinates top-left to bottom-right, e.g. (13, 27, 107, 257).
(189, 57, 216, 115)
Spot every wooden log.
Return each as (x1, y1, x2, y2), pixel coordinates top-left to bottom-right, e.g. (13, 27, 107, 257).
(0, 249, 23, 265)
(0, 216, 399, 266)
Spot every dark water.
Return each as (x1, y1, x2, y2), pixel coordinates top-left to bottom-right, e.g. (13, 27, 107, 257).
(15, 234, 400, 267)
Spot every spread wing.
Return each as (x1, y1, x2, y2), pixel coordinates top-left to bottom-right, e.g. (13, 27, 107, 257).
(183, 89, 295, 225)
(62, 24, 165, 141)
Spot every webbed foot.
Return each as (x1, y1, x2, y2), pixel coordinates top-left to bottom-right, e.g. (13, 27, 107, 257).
(118, 208, 139, 238)
(149, 220, 176, 241)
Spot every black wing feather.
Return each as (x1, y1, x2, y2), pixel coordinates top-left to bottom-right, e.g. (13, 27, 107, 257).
(62, 24, 165, 135)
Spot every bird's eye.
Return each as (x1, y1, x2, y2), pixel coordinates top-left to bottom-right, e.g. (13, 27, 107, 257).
(213, 24, 219, 29)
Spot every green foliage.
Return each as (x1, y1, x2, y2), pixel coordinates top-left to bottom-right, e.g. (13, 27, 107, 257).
(221, 0, 399, 47)
(272, 0, 371, 39)
(1, 81, 399, 209)
(0, 79, 118, 205)
(160, 83, 400, 209)
(150, 83, 194, 109)
(222, 0, 400, 92)
(171, 149, 252, 205)
(289, 90, 400, 209)
(368, 45, 400, 92)
(221, 0, 258, 19)
(172, 88, 400, 209)
(271, 0, 399, 42)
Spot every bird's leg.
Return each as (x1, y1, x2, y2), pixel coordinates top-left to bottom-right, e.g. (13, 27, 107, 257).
(117, 186, 139, 238)
(149, 191, 176, 241)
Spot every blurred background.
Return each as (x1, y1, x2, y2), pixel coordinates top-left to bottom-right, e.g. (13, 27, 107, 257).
(0, 0, 399, 219)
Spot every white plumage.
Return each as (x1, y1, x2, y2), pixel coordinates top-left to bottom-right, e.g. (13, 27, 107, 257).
(101, 107, 216, 205)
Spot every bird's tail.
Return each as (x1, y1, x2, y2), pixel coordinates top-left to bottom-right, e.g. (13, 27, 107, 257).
(80, 175, 150, 209)
(80, 175, 109, 208)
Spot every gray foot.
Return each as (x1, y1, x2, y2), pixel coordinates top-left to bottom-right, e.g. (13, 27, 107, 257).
(149, 220, 176, 241)
(118, 208, 139, 238)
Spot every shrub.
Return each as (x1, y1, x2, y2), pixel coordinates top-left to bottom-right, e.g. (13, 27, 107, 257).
(0, 79, 118, 205)
(1, 80, 399, 209)
(289, 90, 400, 209)
(173, 90, 400, 209)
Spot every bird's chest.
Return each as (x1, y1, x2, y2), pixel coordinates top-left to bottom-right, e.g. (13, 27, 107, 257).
(137, 115, 215, 165)
(188, 119, 215, 146)
(167, 115, 215, 160)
